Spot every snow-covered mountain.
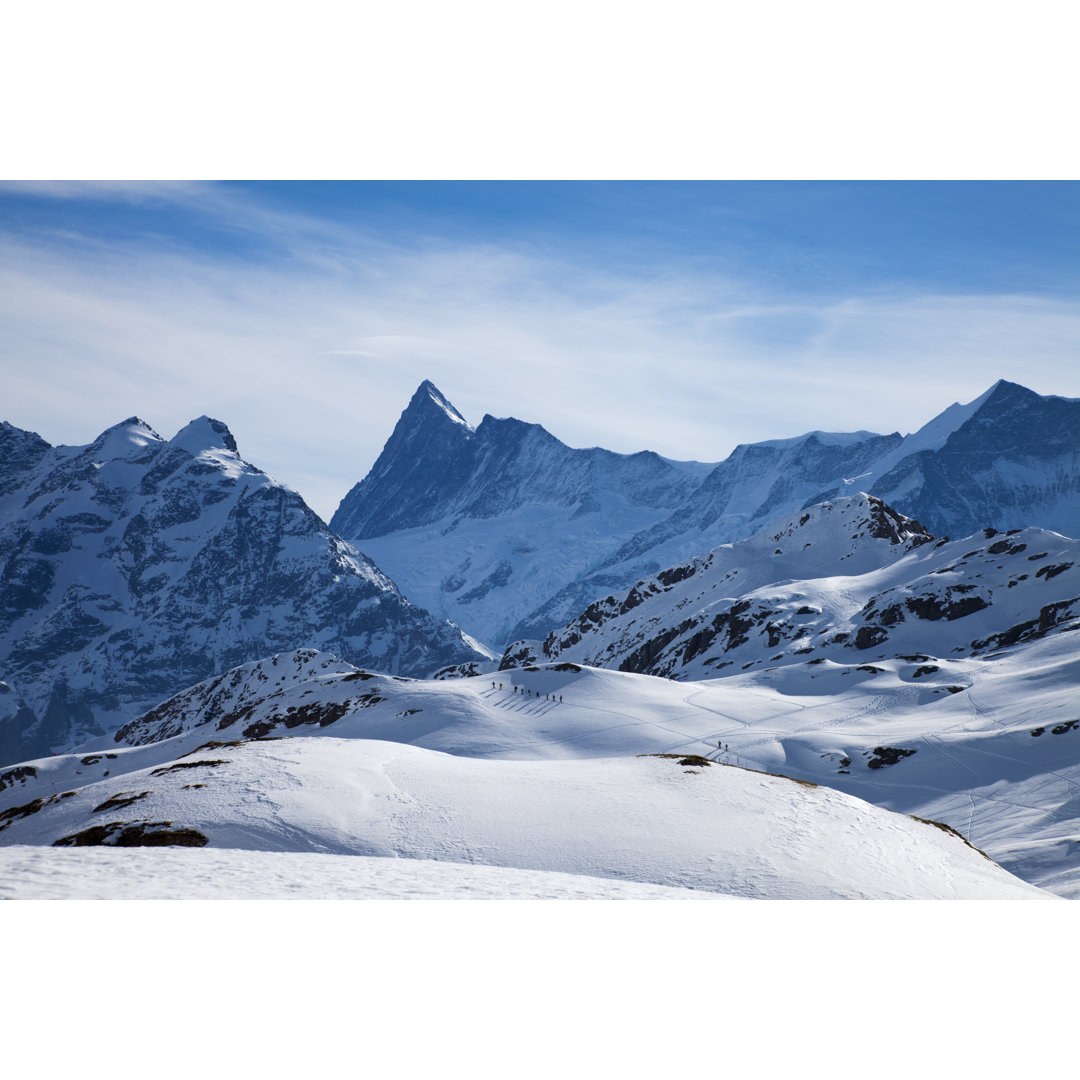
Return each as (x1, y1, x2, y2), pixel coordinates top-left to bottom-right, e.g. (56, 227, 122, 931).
(0, 653, 1048, 899)
(330, 381, 714, 649)
(332, 380, 1079, 650)
(870, 379, 1080, 538)
(0, 416, 487, 765)
(499, 493, 1079, 679)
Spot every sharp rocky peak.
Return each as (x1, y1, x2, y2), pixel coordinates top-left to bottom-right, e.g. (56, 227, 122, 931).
(405, 381, 473, 433)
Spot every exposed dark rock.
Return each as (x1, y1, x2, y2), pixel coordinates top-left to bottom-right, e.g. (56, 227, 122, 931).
(971, 596, 1080, 652)
(1035, 562, 1073, 582)
(904, 591, 990, 621)
(93, 790, 152, 814)
(0, 765, 37, 791)
(854, 626, 889, 650)
(867, 746, 917, 769)
(150, 759, 229, 776)
(53, 820, 209, 847)
(0, 789, 75, 831)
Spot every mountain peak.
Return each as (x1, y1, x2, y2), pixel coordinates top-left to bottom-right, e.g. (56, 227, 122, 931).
(980, 379, 1038, 408)
(170, 416, 239, 456)
(405, 381, 473, 432)
(329, 382, 477, 540)
(90, 418, 165, 457)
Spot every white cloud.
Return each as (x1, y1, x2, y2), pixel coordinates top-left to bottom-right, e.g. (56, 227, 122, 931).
(2, 205, 1079, 522)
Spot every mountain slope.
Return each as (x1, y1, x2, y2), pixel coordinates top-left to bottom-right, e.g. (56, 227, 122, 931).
(0, 416, 486, 764)
(499, 493, 1079, 679)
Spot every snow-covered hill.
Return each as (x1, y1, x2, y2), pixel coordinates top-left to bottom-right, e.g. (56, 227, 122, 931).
(0, 712, 1045, 899)
(331, 380, 1079, 650)
(500, 493, 1080, 680)
(3, 626, 1076, 895)
(0, 416, 487, 765)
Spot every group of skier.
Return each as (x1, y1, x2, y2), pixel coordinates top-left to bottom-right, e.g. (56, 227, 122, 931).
(492, 681, 562, 703)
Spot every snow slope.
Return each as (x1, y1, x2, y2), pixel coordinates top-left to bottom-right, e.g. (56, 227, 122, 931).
(0, 415, 486, 764)
(0, 846, 731, 900)
(0, 730, 1044, 899)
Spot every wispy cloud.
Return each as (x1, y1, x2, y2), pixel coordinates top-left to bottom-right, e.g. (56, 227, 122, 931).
(2, 188, 1078, 521)
(0, 180, 213, 203)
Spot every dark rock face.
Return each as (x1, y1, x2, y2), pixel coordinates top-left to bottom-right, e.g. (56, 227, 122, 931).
(0, 422, 51, 497)
(0, 417, 485, 765)
(0, 682, 40, 770)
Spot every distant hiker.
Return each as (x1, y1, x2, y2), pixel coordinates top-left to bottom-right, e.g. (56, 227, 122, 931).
(492, 681, 495, 688)
(559, 695, 562, 702)
(499, 682, 503, 690)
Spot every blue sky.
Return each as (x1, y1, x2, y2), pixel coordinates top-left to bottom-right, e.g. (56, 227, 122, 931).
(2, 180, 1078, 520)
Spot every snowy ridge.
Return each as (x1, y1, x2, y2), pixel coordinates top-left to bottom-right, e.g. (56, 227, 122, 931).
(0, 416, 486, 764)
